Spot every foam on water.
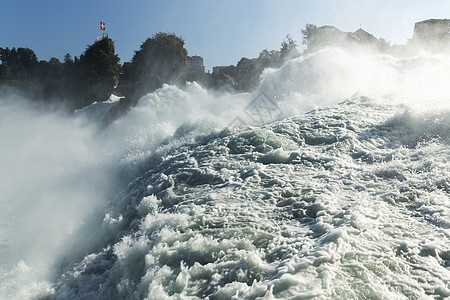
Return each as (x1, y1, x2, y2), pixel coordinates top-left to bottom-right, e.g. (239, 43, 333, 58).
(1, 47, 449, 299)
(53, 97, 450, 299)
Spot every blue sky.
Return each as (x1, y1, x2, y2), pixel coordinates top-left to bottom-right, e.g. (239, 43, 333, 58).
(1, 0, 450, 71)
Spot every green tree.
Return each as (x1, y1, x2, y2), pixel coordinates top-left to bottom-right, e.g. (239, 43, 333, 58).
(62, 53, 74, 82)
(301, 24, 318, 46)
(258, 49, 280, 68)
(280, 34, 299, 62)
(67, 37, 120, 108)
(79, 37, 120, 80)
(0, 47, 11, 63)
(120, 32, 188, 100)
(0, 64, 11, 80)
(36, 58, 64, 101)
(63, 53, 73, 65)
(0, 48, 11, 80)
(17, 48, 38, 73)
(47, 58, 63, 79)
(0, 47, 38, 80)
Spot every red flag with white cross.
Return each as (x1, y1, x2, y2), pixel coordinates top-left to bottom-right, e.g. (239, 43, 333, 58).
(100, 21, 105, 31)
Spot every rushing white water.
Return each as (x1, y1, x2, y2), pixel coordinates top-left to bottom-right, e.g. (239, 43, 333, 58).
(0, 47, 449, 299)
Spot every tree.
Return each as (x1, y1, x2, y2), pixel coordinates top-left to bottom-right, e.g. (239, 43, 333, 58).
(0, 64, 11, 80)
(67, 37, 120, 108)
(0, 41, 122, 108)
(301, 24, 317, 46)
(62, 53, 74, 82)
(36, 57, 63, 81)
(79, 37, 120, 80)
(0, 47, 38, 80)
(280, 34, 299, 62)
(35, 58, 64, 101)
(0, 48, 11, 80)
(63, 53, 73, 65)
(119, 32, 188, 100)
(16, 48, 38, 73)
(258, 49, 280, 68)
(0, 47, 10, 63)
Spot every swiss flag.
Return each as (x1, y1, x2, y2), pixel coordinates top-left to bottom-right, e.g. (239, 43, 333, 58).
(100, 21, 106, 31)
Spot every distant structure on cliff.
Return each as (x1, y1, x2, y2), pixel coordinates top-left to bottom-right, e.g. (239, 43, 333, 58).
(306, 26, 353, 52)
(182, 55, 209, 88)
(413, 19, 450, 48)
(305, 25, 388, 52)
(186, 56, 206, 74)
(353, 28, 378, 44)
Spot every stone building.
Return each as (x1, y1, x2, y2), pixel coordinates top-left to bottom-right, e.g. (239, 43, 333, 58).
(413, 19, 450, 47)
(353, 28, 378, 44)
(187, 55, 206, 74)
(306, 26, 386, 52)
